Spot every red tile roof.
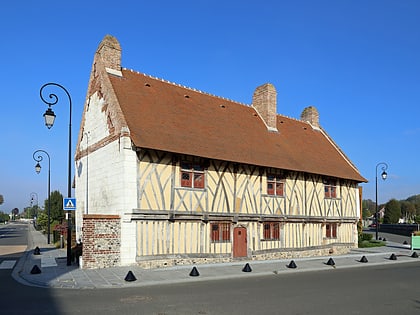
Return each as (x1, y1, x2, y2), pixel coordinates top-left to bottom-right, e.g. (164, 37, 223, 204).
(108, 69, 366, 182)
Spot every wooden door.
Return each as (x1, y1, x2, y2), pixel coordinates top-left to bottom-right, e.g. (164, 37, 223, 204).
(233, 227, 247, 258)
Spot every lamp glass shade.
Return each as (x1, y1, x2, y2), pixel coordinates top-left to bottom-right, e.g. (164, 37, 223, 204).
(35, 163, 41, 174)
(381, 171, 387, 180)
(43, 108, 56, 129)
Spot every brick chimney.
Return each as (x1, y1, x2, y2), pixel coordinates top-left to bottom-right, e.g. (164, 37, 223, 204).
(96, 35, 121, 71)
(300, 106, 320, 128)
(252, 83, 278, 132)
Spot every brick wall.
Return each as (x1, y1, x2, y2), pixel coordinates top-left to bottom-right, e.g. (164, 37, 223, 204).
(82, 214, 121, 269)
(97, 35, 121, 71)
(252, 83, 277, 131)
(300, 106, 320, 128)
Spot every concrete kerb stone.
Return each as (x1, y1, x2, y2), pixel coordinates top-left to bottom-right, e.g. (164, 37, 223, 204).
(13, 225, 420, 289)
(15, 249, 419, 289)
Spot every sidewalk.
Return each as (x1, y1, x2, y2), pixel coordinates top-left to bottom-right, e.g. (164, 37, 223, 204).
(12, 224, 420, 289)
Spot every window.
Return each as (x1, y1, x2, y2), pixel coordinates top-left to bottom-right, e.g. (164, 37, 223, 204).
(181, 162, 205, 188)
(263, 222, 280, 240)
(324, 179, 337, 198)
(267, 175, 284, 196)
(326, 223, 337, 238)
(211, 223, 231, 242)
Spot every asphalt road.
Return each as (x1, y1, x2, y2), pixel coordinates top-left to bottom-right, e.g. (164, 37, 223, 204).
(0, 221, 28, 260)
(1, 262, 419, 315)
(1, 222, 419, 315)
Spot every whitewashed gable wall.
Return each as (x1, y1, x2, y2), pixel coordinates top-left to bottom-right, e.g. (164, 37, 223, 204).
(75, 91, 138, 261)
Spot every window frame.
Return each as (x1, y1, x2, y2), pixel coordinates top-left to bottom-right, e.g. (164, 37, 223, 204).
(210, 222, 231, 243)
(324, 179, 337, 199)
(325, 223, 338, 239)
(262, 222, 280, 240)
(267, 174, 285, 197)
(180, 161, 205, 189)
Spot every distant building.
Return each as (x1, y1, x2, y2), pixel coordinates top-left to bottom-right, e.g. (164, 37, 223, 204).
(75, 35, 367, 269)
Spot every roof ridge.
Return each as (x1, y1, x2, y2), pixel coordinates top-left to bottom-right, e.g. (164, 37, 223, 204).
(276, 113, 305, 123)
(122, 67, 250, 107)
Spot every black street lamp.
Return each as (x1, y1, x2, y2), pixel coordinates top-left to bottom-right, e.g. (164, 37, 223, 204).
(29, 192, 38, 219)
(375, 162, 388, 240)
(40, 82, 73, 266)
(33, 150, 51, 244)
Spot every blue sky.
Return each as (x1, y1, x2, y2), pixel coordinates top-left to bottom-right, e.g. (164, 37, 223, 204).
(1, 0, 419, 213)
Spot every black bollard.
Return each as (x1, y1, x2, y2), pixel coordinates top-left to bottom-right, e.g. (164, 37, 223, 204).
(30, 265, 41, 274)
(411, 252, 419, 258)
(403, 241, 408, 245)
(359, 256, 368, 263)
(326, 258, 335, 266)
(33, 247, 41, 255)
(189, 266, 200, 277)
(382, 238, 387, 242)
(389, 253, 397, 260)
(287, 260, 297, 269)
(242, 263, 252, 272)
(124, 270, 137, 282)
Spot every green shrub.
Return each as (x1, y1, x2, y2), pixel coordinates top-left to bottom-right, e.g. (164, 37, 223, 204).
(358, 240, 385, 248)
(359, 233, 373, 242)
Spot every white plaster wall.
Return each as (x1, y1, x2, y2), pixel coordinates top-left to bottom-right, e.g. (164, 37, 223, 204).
(77, 139, 137, 215)
(120, 219, 137, 265)
(75, 92, 138, 266)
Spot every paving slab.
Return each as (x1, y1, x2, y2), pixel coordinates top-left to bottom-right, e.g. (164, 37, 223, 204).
(11, 224, 420, 289)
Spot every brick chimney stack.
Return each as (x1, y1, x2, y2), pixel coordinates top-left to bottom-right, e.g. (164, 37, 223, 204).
(96, 35, 121, 71)
(252, 83, 278, 132)
(300, 106, 320, 128)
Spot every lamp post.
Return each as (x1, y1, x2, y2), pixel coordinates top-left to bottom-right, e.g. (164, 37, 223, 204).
(33, 150, 51, 244)
(29, 192, 38, 219)
(40, 82, 73, 266)
(375, 162, 388, 240)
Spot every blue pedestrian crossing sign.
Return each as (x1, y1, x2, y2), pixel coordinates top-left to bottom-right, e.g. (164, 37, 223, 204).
(63, 198, 76, 211)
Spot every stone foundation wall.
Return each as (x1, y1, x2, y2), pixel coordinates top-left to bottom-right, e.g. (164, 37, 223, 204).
(82, 215, 121, 269)
(136, 243, 355, 269)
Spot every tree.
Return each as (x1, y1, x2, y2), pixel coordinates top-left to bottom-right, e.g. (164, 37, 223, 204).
(406, 194, 420, 215)
(383, 199, 401, 224)
(362, 199, 376, 217)
(44, 190, 65, 223)
(11, 208, 19, 220)
(401, 201, 416, 223)
(362, 208, 371, 219)
(0, 194, 4, 205)
(0, 211, 9, 222)
(35, 211, 48, 231)
(23, 205, 40, 220)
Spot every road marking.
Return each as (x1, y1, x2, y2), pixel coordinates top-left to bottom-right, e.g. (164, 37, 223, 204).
(41, 256, 57, 267)
(0, 245, 27, 256)
(0, 260, 16, 269)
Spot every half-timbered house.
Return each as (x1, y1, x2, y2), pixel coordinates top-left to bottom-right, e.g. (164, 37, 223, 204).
(75, 35, 366, 269)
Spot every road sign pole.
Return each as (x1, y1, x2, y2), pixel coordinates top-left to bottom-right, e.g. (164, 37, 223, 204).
(67, 211, 71, 266)
(63, 198, 76, 266)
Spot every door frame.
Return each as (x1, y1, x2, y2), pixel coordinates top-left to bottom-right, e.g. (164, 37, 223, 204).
(233, 226, 248, 258)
